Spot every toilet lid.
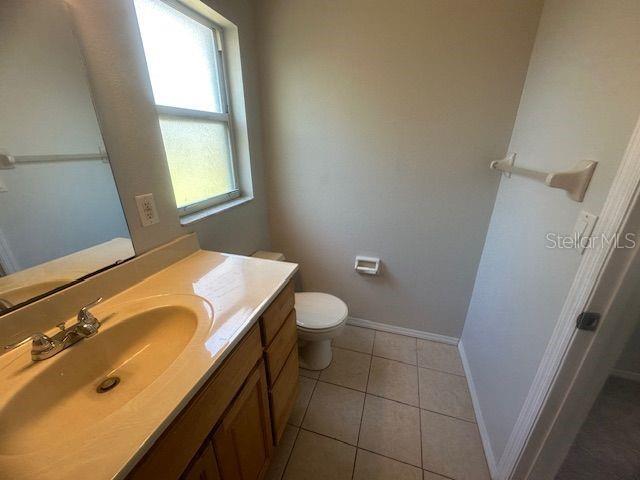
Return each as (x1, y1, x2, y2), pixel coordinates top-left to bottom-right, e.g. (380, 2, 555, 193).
(295, 292, 348, 330)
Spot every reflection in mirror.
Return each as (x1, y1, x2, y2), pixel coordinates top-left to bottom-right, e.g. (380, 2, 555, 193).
(0, 0, 133, 314)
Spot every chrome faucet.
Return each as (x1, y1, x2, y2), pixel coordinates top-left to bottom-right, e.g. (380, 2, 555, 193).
(2, 297, 103, 361)
(0, 297, 13, 313)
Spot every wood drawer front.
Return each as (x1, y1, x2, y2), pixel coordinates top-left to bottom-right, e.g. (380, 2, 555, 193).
(265, 309, 297, 385)
(269, 346, 299, 443)
(261, 281, 295, 346)
(129, 325, 263, 480)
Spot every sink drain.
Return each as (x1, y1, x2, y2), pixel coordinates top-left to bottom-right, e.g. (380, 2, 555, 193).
(97, 376, 120, 393)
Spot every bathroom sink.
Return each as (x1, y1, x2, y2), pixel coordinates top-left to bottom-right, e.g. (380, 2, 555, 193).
(0, 278, 74, 305)
(0, 294, 213, 455)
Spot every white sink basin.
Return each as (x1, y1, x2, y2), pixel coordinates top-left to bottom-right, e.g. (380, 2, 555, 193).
(0, 294, 213, 454)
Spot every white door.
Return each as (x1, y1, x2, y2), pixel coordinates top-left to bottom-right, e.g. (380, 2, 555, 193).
(509, 117, 640, 479)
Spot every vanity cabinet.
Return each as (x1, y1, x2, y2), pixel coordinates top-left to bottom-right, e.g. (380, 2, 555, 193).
(128, 281, 298, 480)
(264, 310, 297, 384)
(269, 346, 299, 442)
(182, 443, 221, 480)
(260, 282, 299, 444)
(260, 281, 295, 346)
(213, 364, 273, 479)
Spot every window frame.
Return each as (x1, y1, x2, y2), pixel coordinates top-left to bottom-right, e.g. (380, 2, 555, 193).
(142, 0, 241, 216)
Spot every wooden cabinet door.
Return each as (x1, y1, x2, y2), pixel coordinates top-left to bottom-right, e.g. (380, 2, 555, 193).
(129, 326, 263, 480)
(213, 362, 273, 480)
(182, 443, 221, 480)
(269, 346, 299, 444)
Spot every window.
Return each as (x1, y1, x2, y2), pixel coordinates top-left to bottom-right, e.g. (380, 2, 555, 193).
(133, 0, 239, 215)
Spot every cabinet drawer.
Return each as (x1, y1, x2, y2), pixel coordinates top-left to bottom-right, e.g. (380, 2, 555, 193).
(269, 346, 299, 443)
(129, 325, 263, 480)
(265, 309, 297, 385)
(261, 281, 295, 346)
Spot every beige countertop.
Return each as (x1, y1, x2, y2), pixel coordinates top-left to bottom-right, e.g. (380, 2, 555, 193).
(0, 249, 297, 479)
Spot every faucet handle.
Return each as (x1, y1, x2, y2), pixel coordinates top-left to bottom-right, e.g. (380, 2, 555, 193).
(77, 297, 103, 325)
(3, 333, 53, 352)
(30, 333, 56, 354)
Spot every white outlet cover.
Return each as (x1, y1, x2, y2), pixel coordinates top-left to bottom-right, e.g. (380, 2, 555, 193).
(135, 193, 160, 227)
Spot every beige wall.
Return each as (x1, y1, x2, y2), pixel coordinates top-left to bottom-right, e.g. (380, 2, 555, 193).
(67, 0, 271, 256)
(255, 0, 543, 337)
(461, 0, 640, 465)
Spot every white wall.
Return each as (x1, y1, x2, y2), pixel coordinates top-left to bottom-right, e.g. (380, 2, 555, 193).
(0, 163, 129, 269)
(461, 0, 640, 463)
(0, 0, 129, 270)
(67, 0, 271, 256)
(255, 0, 543, 337)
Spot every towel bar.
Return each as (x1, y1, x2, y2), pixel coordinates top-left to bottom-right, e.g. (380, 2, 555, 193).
(490, 154, 597, 202)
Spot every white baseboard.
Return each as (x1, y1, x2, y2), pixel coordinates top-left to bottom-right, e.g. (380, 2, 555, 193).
(346, 316, 459, 345)
(611, 368, 640, 382)
(458, 339, 498, 479)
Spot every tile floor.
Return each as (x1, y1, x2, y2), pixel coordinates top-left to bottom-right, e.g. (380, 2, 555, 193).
(266, 325, 491, 480)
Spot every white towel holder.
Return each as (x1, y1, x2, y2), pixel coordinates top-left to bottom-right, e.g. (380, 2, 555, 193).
(490, 153, 597, 202)
(0, 148, 108, 169)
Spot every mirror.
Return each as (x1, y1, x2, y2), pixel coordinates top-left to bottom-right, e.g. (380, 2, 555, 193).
(0, 0, 133, 314)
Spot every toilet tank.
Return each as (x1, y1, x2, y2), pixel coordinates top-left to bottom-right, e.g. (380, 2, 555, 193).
(252, 250, 285, 261)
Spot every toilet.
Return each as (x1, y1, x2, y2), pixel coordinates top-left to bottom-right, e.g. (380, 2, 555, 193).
(252, 251, 348, 370)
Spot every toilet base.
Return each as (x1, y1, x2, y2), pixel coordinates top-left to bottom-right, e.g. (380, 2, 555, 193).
(298, 338, 333, 370)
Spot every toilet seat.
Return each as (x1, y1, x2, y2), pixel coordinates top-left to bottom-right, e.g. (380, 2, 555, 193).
(295, 292, 348, 331)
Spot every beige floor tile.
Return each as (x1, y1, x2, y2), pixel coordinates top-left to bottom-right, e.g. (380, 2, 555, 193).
(418, 368, 475, 422)
(265, 425, 299, 480)
(302, 381, 365, 445)
(358, 395, 422, 467)
(319, 347, 371, 391)
(423, 470, 450, 480)
(417, 340, 464, 376)
(332, 325, 375, 353)
(373, 331, 417, 365)
(421, 410, 490, 480)
(283, 429, 356, 480)
(299, 367, 321, 379)
(353, 449, 422, 480)
(368, 356, 419, 406)
(289, 376, 316, 427)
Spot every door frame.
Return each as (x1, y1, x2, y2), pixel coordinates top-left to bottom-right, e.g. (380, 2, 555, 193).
(497, 115, 640, 479)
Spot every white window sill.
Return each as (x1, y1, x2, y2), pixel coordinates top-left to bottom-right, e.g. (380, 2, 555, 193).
(179, 195, 254, 226)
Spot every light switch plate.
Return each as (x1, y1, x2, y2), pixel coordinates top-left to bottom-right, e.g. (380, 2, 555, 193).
(0, 176, 7, 193)
(135, 193, 160, 227)
(574, 210, 598, 254)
